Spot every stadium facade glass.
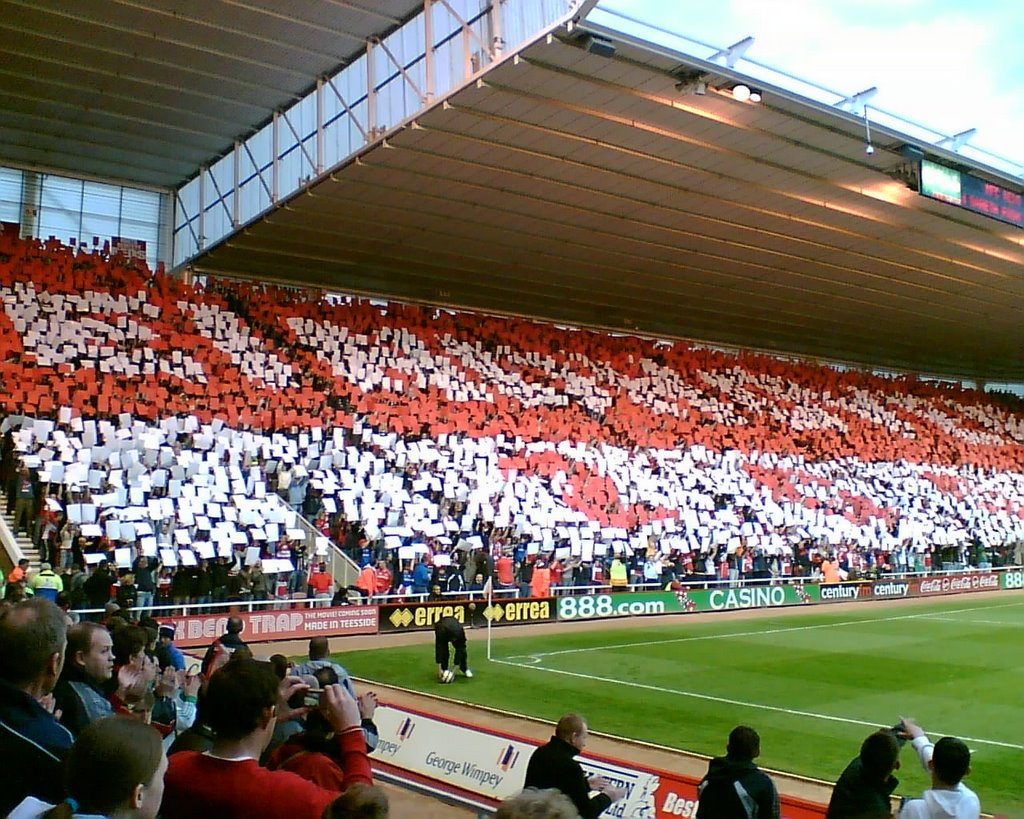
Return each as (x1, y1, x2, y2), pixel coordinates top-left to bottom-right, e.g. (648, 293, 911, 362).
(0, 165, 167, 271)
(171, 0, 570, 267)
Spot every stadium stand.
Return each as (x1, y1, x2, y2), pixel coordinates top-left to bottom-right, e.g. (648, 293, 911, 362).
(2, 232, 1023, 606)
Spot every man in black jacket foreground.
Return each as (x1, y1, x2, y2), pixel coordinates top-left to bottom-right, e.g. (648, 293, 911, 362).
(697, 725, 780, 819)
(826, 727, 904, 818)
(524, 713, 624, 818)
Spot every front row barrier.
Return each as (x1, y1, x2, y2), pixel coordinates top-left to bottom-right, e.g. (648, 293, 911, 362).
(369, 700, 826, 818)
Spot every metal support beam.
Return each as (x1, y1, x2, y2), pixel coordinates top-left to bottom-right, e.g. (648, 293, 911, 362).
(937, 128, 977, 152)
(272, 111, 280, 202)
(197, 165, 206, 250)
(240, 141, 274, 206)
(172, 190, 201, 259)
(232, 141, 240, 228)
(836, 86, 878, 116)
(205, 165, 236, 229)
(279, 107, 318, 180)
(488, 0, 505, 60)
(19, 171, 40, 240)
(316, 77, 325, 174)
(373, 35, 426, 102)
(424, 0, 435, 102)
(708, 36, 754, 68)
(366, 40, 377, 140)
(435, 0, 490, 55)
(325, 75, 370, 142)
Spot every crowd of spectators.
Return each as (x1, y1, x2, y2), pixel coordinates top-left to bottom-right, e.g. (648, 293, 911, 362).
(0, 593, 986, 818)
(0, 597, 389, 818)
(0, 234, 1011, 817)
(2, 235, 1024, 620)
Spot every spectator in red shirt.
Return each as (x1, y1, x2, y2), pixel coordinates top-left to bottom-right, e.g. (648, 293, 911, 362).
(355, 564, 375, 601)
(549, 559, 565, 592)
(495, 552, 514, 590)
(308, 563, 334, 607)
(373, 559, 393, 601)
(6, 558, 29, 585)
(161, 657, 370, 819)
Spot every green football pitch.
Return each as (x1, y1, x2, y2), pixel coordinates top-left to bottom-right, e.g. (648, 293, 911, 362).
(332, 596, 1024, 816)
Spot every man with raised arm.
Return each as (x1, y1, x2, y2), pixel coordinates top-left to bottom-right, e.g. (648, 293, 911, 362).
(897, 717, 980, 819)
(161, 656, 371, 819)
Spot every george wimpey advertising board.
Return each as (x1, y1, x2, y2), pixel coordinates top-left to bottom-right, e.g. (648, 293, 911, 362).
(371, 703, 824, 818)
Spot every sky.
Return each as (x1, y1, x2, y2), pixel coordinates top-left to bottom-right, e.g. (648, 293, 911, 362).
(597, 0, 1024, 171)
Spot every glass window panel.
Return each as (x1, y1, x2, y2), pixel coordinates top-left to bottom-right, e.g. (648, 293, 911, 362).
(0, 166, 23, 224)
(37, 175, 83, 244)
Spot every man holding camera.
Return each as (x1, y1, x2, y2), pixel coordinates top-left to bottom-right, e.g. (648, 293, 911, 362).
(826, 725, 905, 818)
(162, 656, 371, 819)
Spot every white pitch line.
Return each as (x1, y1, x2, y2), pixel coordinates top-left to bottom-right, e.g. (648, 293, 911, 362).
(505, 600, 1024, 661)
(917, 616, 1023, 627)
(489, 658, 1024, 752)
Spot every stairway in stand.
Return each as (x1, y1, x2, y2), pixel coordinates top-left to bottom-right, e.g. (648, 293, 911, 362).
(2, 507, 44, 570)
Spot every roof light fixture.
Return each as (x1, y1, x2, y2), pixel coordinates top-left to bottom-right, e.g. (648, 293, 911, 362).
(730, 84, 761, 103)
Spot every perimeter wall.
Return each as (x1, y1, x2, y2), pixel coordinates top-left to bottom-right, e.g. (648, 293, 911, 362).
(167, 567, 1023, 647)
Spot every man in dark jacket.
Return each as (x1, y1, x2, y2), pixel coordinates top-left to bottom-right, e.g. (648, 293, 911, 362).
(826, 728, 904, 818)
(53, 622, 122, 735)
(523, 713, 624, 819)
(82, 560, 114, 611)
(697, 725, 780, 819)
(434, 615, 472, 680)
(0, 599, 73, 816)
(200, 614, 249, 676)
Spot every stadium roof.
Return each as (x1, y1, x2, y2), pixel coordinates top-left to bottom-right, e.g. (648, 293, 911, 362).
(1, 2, 1021, 382)
(193, 24, 1024, 382)
(0, 0, 425, 188)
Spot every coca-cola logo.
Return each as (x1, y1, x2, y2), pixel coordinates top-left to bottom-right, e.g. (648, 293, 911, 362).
(916, 573, 1001, 596)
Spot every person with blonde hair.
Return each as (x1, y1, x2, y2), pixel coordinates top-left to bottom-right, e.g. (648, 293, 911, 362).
(497, 788, 578, 819)
(321, 783, 389, 819)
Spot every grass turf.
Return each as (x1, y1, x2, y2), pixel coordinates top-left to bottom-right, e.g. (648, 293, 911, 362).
(331, 597, 1024, 816)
